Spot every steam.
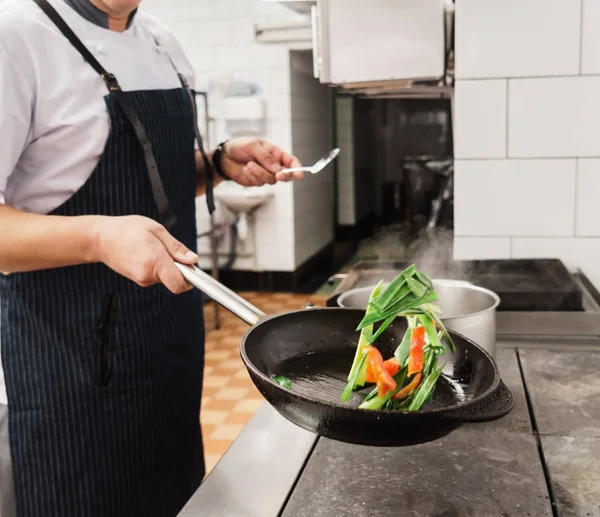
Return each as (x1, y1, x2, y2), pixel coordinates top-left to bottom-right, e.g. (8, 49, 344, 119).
(366, 224, 410, 261)
(408, 228, 470, 280)
(361, 226, 475, 281)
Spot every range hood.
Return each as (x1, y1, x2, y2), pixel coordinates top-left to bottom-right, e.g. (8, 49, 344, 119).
(257, 0, 454, 97)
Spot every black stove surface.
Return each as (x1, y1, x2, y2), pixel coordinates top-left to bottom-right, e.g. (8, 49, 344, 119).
(327, 259, 584, 312)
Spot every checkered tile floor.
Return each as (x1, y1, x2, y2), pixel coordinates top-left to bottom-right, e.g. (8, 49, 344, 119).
(201, 292, 327, 474)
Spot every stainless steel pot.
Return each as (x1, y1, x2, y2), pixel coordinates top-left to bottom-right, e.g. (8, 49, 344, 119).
(336, 279, 501, 357)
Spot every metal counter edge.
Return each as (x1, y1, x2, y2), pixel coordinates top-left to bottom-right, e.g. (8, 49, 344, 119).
(178, 404, 318, 517)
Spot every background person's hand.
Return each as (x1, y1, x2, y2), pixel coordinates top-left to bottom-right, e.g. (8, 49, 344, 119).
(220, 138, 303, 186)
(93, 215, 197, 294)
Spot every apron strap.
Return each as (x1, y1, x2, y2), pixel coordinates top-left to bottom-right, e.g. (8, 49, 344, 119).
(178, 75, 216, 215)
(150, 36, 216, 216)
(31, 0, 178, 229)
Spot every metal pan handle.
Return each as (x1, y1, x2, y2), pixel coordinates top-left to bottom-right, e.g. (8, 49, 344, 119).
(175, 262, 265, 326)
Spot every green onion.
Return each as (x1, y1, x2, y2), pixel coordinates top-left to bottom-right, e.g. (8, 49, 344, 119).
(393, 322, 413, 364)
(368, 313, 398, 344)
(358, 368, 408, 410)
(272, 376, 292, 389)
(341, 352, 369, 403)
(406, 275, 429, 298)
(341, 264, 455, 412)
(408, 367, 443, 411)
(421, 304, 455, 352)
(347, 281, 383, 387)
(418, 313, 443, 351)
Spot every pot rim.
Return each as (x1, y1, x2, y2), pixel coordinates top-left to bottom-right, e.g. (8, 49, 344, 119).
(337, 279, 501, 319)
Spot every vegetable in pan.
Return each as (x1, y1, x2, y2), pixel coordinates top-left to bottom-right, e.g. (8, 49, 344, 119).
(341, 264, 454, 411)
(272, 375, 292, 389)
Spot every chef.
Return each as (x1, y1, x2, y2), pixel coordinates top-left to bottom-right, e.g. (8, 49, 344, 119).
(0, 0, 303, 515)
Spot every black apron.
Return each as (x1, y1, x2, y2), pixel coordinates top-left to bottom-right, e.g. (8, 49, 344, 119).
(0, 1, 210, 515)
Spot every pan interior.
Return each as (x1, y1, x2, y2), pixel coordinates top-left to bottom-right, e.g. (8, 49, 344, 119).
(242, 308, 497, 412)
(273, 349, 465, 409)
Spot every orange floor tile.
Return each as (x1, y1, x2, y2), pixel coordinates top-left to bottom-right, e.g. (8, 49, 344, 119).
(201, 292, 327, 474)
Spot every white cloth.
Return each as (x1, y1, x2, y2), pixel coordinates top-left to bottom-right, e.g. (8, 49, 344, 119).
(0, 0, 195, 215)
(0, 0, 196, 406)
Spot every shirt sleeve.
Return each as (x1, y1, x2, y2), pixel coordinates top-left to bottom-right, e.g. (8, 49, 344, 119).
(0, 47, 34, 204)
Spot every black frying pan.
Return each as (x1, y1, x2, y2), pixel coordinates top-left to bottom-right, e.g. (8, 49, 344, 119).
(177, 264, 514, 447)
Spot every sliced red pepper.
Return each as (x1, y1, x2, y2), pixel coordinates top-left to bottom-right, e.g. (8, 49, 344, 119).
(365, 361, 375, 383)
(408, 326, 426, 376)
(366, 347, 397, 396)
(365, 357, 400, 383)
(392, 373, 422, 400)
(383, 357, 401, 377)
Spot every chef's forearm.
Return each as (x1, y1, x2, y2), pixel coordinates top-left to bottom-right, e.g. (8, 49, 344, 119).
(0, 204, 101, 273)
(195, 149, 222, 196)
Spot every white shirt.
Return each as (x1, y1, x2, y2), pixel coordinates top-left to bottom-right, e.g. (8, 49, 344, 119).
(0, 0, 196, 215)
(0, 0, 196, 406)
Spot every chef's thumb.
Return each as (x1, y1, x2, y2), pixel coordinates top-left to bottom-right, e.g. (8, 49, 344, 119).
(154, 226, 199, 264)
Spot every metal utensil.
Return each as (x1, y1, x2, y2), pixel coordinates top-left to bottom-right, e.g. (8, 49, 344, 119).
(280, 148, 340, 175)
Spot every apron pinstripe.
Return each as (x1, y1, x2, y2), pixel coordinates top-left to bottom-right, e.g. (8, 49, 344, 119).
(0, 4, 205, 516)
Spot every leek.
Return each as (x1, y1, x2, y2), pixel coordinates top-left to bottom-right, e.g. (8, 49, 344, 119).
(346, 280, 383, 387)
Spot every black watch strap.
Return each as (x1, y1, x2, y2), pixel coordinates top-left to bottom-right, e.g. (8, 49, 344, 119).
(212, 141, 231, 180)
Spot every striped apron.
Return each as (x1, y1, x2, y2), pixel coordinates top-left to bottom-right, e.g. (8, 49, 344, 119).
(0, 1, 206, 515)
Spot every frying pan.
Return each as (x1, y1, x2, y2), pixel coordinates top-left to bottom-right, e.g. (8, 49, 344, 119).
(176, 264, 514, 447)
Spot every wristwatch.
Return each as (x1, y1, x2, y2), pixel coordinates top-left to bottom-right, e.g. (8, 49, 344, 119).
(211, 141, 231, 180)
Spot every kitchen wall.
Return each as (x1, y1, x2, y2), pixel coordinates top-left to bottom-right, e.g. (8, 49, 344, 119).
(290, 51, 335, 267)
(335, 97, 356, 226)
(335, 97, 379, 227)
(142, 0, 323, 272)
(352, 100, 378, 224)
(453, 0, 600, 287)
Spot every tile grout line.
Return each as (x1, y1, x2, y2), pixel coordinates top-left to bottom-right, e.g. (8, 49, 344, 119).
(579, 0, 585, 75)
(458, 72, 600, 81)
(515, 349, 559, 517)
(456, 235, 600, 239)
(505, 78, 509, 159)
(574, 159, 579, 237)
(457, 156, 598, 161)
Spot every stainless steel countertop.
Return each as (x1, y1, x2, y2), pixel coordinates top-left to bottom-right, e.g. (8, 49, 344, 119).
(178, 404, 316, 517)
(178, 313, 600, 517)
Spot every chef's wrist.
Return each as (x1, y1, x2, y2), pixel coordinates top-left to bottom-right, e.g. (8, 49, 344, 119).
(211, 141, 231, 180)
(75, 215, 106, 265)
(86, 216, 110, 264)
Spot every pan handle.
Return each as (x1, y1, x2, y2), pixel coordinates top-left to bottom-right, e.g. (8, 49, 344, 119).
(175, 262, 265, 326)
(451, 379, 514, 423)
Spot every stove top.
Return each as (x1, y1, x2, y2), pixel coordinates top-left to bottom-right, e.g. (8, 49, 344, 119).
(327, 259, 595, 312)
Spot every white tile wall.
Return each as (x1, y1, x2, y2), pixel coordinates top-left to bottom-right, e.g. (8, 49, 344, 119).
(290, 51, 335, 267)
(143, 0, 306, 272)
(455, 0, 581, 79)
(508, 76, 600, 158)
(454, 159, 576, 237)
(336, 97, 356, 226)
(454, 79, 507, 159)
(454, 0, 600, 286)
(575, 159, 600, 237)
(581, 0, 600, 74)
(453, 238, 511, 260)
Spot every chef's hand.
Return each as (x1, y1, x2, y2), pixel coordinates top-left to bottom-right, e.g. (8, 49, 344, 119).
(93, 215, 196, 294)
(220, 138, 303, 186)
